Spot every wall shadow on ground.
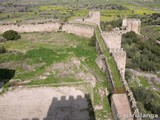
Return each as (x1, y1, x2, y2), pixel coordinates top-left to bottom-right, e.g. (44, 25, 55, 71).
(22, 94, 96, 120)
(0, 69, 15, 87)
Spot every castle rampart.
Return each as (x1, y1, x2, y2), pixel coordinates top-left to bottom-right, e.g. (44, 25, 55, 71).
(62, 23, 94, 38)
(69, 11, 100, 26)
(102, 31, 122, 49)
(0, 22, 60, 33)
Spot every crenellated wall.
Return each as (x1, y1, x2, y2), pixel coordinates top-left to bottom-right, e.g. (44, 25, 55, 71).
(62, 23, 94, 38)
(0, 22, 60, 33)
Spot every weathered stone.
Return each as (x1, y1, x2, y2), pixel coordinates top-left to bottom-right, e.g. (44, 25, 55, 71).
(62, 23, 94, 38)
(122, 19, 141, 34)
(96, 54, 106, 72)
(0, 22, 60, 33)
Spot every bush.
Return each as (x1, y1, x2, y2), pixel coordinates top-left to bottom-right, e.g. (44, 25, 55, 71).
(132, 87, 160, 116)
(0, 46, 6, 54)
(122, 32, 160, 72)
(3, 30, 21, 40)
(88, 34, 96, 47)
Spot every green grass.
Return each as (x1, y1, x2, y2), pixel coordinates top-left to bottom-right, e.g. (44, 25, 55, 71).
(95, 26, 123, 89)
(138, 76, 150, 88)
(28, 75, 81, 85)
(69, 9, 89, 20)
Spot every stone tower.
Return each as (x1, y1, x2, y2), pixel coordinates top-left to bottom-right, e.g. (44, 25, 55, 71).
(122, 19, 141, 34)
(84, 11, 100, 26)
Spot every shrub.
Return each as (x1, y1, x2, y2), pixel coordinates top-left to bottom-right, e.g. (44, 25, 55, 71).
(0, 46, 6, 54)
(88, 34, 96, 47)
(132, 87, 160, 116)
(3, 30, 21, 40)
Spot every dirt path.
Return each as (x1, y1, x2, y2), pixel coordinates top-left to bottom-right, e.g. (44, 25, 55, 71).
(0, 87, 89, 120)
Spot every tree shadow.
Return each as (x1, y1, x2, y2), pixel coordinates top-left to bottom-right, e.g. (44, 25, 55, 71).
(0, 69, 15, 88)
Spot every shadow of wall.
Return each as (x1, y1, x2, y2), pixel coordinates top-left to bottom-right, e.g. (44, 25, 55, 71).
(22, 94, 96, 120)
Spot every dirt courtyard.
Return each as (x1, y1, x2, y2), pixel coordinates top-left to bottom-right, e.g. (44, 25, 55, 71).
(0, 87, 90, 120)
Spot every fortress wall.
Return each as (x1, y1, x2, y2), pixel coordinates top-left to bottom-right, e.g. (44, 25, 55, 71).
(69, 11, 100, 26)
(102, 31, 122, 49)
(132, 21, 141, 34)
(123, 19, 141, 34)
(84, 11, 100, 26)
(0, 22, 60, 33)
(62, 23, 94, 38)
(110, 48, 126, 78)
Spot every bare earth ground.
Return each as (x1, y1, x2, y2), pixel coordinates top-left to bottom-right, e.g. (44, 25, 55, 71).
(0, 87, 89, 120)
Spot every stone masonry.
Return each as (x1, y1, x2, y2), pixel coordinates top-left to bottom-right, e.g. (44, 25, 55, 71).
(0, 22, 60, 33)
(69, 11, 100, 26)
(62, 23, 94, 38)
(122, 19, 141, 34)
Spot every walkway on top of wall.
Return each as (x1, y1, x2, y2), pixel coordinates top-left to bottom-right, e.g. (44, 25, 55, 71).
(95, 26, 124, 92)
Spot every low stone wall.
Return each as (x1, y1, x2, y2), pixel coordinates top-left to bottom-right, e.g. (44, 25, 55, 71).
(0, 22, 60, 33)
(62, 23, 94, 38)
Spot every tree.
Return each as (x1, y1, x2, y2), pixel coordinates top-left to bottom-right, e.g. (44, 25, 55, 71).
(3, 30, 21, 40)
(88, 34, 96, 47)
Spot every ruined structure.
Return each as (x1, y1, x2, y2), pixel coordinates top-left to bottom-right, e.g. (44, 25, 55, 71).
(112, 94, 133, 120)
(69, 11, 100, 26)
(0, 22, 60, 33)
(122, 19, 141, 34)
(62, 23, 94, 38)
(0, 10, 142, 120)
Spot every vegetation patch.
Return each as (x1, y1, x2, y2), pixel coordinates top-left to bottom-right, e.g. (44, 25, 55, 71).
(122, 31, 160, 72)
(138, 76, 150, 88)
(3, 30, 21, 41)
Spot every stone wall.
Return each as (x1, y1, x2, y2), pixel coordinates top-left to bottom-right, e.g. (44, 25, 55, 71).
(0, 22, 60, 33)
(69, 11, 100, 26)
(122, 19, 141, 34)
(110, 48, 126, 78)
(62, 23, 94, 38)
(102, 31, 122, 49)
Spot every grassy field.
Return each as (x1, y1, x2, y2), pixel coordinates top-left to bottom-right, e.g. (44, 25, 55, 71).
(0, 0, 159, 23)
